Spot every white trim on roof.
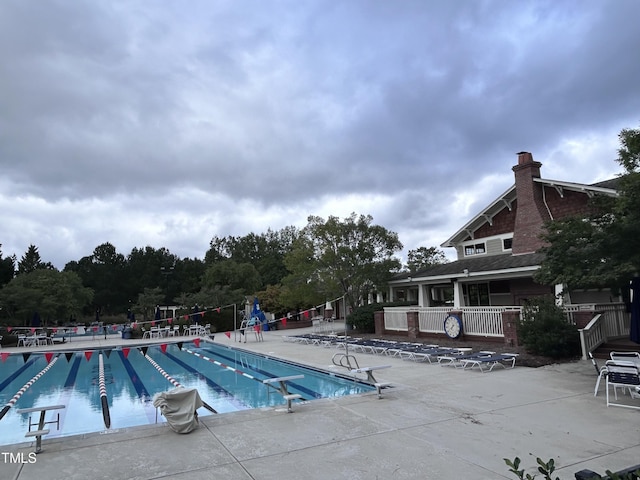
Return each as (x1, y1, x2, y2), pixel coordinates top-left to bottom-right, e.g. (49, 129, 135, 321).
(440, 177, 618, 248)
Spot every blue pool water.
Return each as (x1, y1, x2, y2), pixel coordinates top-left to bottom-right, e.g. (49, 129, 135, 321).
(0, 342, 373, 446)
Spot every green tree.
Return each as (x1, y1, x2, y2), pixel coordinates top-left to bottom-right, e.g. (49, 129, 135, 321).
(406, 246, 448, 273)
(17, 244, 53, 274)
(132, 287, 164, 321)
(204, 227, 298, 289)
(0, 269, 93, 325)
(284, 213, 403, 311)
(536, 126, 640, 289)
(0, 245, 16, 287)
(65, 243, 128, 315)
(202, 259, 261, 294)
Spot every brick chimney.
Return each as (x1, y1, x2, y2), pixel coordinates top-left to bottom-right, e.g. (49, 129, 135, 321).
(511, 152, 550, 254)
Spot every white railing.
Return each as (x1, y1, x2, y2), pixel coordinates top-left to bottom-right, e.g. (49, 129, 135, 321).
(382, 303, 628, 345)
(383, 306, 518, 337)
(382, 307, 408, 331)
(578, 314, 605, 360)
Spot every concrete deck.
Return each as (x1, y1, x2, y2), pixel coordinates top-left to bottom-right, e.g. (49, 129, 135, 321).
(1, 325, 639, 479)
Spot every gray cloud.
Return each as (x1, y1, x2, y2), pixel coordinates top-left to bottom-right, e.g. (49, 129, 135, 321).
(1, 0, 638, 268)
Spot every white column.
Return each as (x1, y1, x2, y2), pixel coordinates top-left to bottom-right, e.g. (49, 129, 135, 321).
(453, 281, 465, 308)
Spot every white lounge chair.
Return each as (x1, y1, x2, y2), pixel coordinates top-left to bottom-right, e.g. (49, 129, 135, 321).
(605, 361, 640, 410)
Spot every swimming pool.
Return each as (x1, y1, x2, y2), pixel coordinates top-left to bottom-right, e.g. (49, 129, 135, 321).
(0, 341, 374, 446)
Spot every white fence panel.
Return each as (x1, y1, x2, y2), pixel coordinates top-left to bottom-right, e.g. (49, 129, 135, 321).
(382, 307, 408, 331)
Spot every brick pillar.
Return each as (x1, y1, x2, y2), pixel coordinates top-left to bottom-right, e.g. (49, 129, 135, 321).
(407, 310, 419, 340)
(502, 310, 520, 346)
(374, 310, 385, 335)
(573, 310, 599, 329)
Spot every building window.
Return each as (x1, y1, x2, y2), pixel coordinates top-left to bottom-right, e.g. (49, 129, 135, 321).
(464, 243, 486, 256)
(503, 238, 513, 251)
(463, 283, 490, 306)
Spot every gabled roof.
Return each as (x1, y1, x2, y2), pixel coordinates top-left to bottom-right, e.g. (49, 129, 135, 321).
(390, 252, 545, 284)
(440, 177, 618, 248)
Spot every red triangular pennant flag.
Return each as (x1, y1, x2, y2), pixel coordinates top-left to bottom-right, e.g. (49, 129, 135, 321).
(281, 318, 287, 327)
(193, 338, 200, 348)
(216, 307, 221, 313)
(52, 327, 58, 334)
(303, 310, 309, 318)
(45, 352, 54, 364)
(1, 352, 9, 362)
(65, 352, 74, 362)
(122, 348, 130, 358)
(84, 351, 93, 362)
(31, 328, 36, 334)
(224, 331, 231, 338)
(160, 344, 168, 353)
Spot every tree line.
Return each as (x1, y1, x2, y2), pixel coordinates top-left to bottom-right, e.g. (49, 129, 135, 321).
(0, 214, 448, 326)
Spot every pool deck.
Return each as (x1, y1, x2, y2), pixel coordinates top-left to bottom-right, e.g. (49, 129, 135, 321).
(1, 325, 639, 480)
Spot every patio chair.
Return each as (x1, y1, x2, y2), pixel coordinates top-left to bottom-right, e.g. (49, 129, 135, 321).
(610, 351, 640, 366)
(605, 361, 640, 410)
(459, 353, 518, 372)
(589, 352, 608, 396)
(438, 351, 496, 368)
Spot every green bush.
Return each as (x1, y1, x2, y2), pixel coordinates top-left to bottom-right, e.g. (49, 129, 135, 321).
(347, 301, 412, 332)
(505, 456, 640, 479)
(517, 297, 580, 359)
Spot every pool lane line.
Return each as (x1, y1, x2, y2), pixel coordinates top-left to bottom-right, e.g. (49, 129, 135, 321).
(161, 350, 250, 411)
(0, 358, 38, 394)
(99, 352, 111, 429)
(0, 355, 60, 422)
(185, 347, 317, 401)
(183, 348, 257, 381)
(142, 351, 218, 414)
(199, 346, 321, 400)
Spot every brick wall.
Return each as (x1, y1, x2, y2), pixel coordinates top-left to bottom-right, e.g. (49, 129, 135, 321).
(511, 152, 551, 254)
(473, 201, 517, 238)
(543, 187, 592, 218)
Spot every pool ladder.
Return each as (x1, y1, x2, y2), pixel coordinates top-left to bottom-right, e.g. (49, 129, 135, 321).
(331, 353, 360, 370)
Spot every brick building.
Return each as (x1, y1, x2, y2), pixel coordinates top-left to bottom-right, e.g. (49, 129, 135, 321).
(388, 152, 620, 308)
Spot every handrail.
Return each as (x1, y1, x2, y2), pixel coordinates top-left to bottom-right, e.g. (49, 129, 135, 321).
(578, 313, 604, 360)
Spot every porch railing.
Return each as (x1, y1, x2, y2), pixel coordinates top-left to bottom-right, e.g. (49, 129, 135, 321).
(382, 306, 515, 337)
(382, 303, 629, 352)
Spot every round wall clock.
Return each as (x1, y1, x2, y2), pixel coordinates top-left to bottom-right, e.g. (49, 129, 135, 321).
(443, 315, 463, 339)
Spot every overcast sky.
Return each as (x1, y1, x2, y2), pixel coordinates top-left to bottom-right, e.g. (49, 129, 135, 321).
(1, 0, 639, 269)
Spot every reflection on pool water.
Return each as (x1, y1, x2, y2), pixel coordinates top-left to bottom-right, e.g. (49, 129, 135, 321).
(0, 342, 373, 446)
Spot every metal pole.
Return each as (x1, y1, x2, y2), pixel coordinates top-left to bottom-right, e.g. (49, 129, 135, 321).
(233, 303, 237, 342)
(344, 295, 348, 357)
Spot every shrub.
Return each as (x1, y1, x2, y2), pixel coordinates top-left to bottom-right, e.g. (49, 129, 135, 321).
(505, 456, 640, 479)
(517, 296, 580, 359)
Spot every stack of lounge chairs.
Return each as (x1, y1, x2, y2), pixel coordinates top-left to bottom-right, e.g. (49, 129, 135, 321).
(282, 334, 518, 372)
